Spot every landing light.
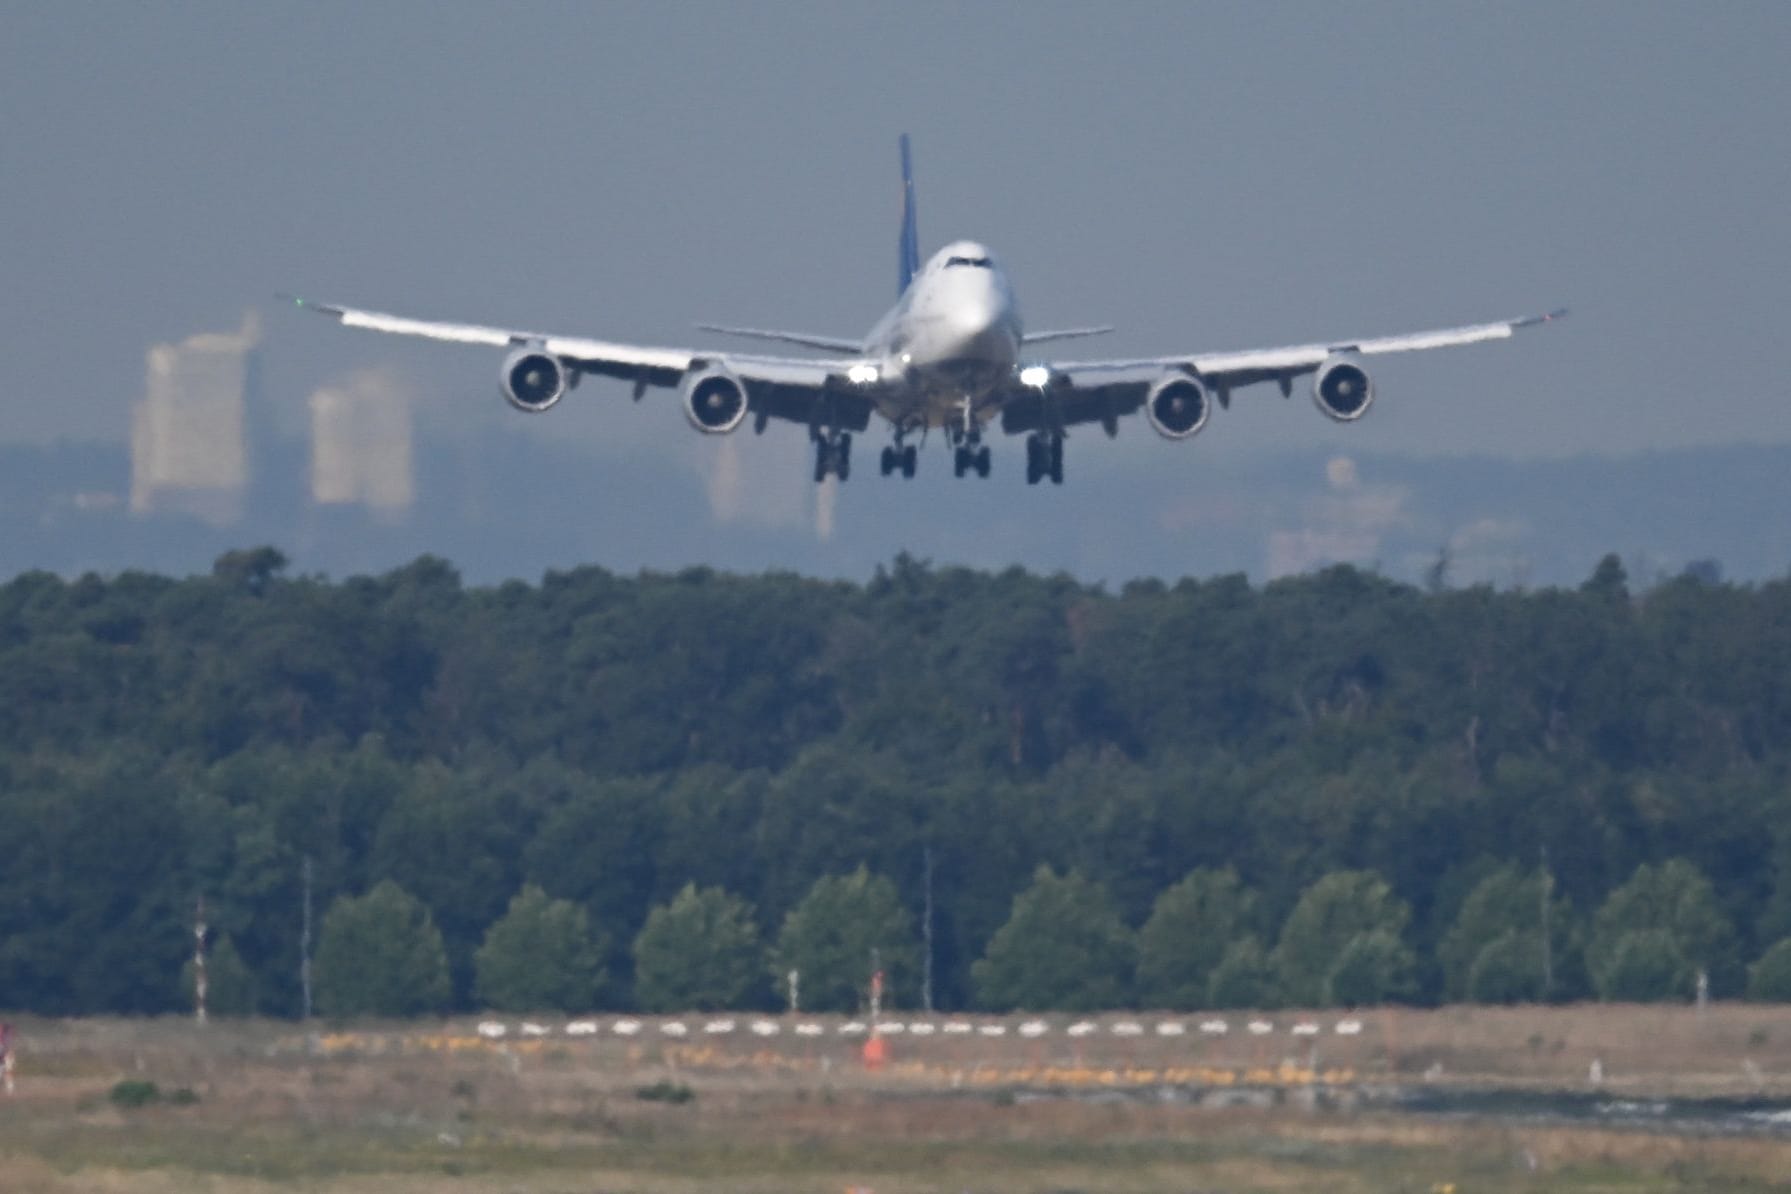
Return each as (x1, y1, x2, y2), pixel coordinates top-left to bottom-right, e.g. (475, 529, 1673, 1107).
(847, 363, 880, 385)
(1020, 365, 1051, 388)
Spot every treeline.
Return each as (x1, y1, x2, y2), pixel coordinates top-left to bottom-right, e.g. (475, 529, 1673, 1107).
(293, 858, 1791, 1019)
(3, 547, 1791, 1016)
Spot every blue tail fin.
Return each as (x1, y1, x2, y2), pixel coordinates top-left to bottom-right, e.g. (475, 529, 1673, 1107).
(898, 134, 919, 296)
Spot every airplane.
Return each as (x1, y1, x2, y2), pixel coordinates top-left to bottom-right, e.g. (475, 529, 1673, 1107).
(286, 136, 1563, 486)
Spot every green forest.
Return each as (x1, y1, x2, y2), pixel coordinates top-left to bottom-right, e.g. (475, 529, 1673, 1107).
(4, 547, 1791, 1018)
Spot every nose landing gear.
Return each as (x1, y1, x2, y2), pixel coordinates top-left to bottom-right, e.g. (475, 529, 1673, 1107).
(952, 438, 991, 478)
(948, 420, 991, 479)
(947, 398, 992, 479)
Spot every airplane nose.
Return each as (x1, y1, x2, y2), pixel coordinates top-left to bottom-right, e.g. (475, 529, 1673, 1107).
(945, 286, 1008, 352)
(954, 282, 1000, 327)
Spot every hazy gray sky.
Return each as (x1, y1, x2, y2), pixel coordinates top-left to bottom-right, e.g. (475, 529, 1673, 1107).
(5, 1, 1789, 484)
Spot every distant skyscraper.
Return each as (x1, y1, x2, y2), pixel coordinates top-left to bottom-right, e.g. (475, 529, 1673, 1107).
(131, 314, 259, 525)
(309, 369, 414, 519)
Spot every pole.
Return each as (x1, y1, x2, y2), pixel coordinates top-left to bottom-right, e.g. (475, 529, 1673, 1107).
(921, 845, 935, 1014)
(300, 856, 314, 1020)
(869, 948, 883, 1024)
(194, 895, 208, 1025)
(1539, 844, 1554, 1001)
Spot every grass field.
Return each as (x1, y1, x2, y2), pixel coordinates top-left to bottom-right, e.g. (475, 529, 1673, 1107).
(4, 1008, 1791, 1192)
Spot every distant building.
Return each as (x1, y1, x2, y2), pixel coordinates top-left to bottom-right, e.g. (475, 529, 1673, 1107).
(308, 370, 414, 519)
(130, 315, 259, 525)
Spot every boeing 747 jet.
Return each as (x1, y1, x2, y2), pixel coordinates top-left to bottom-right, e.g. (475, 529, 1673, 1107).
(288, 137, 1562, 485)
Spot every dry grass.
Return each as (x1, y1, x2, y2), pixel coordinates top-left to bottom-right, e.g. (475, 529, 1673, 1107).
(4, 1010, 1791, 1191)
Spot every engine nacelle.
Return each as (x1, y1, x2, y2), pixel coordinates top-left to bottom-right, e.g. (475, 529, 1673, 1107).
(501, 348, 568, 413)
(1145, 372, 1211, 440)
(682, 366, 749, 434)
(1313, 353, 1375, 422)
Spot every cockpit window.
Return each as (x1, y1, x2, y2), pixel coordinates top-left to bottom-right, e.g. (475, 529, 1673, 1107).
(944, 255, 993, 269)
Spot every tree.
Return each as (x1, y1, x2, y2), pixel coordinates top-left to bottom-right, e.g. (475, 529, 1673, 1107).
(1580, 553, 1630, 603)
(1466, 931, 1545, 1005)
(1599, 929, 1691, 1002)
(211, 546, 289, 596)
(1588, 860, 1739, 999)
(474, 885, 606, 1012)
(972, 867, 1134, 1011)
(1324, 929, 1416, 1006)
(1274, 871, 1411, 1007)
(1207, 938, 1278, 1009)
(314, 881, 451, 1017)
(370, 764, 525, 1003)
(1440, 866, 1577, 1003)
(1748, 938, 1791, 1002)
(0, 758, 190, 1015)
(632, 884, 764, 1011)
(1136, 867, 1259, 1009)
(772, 867, 918, 1013)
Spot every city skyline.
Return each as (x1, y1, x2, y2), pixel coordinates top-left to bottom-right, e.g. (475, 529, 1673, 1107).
(5, 3, 1789, 580)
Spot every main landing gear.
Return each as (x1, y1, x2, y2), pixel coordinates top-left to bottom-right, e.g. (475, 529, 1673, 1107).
(812, 429, 851, 482)
(1025, 432, 1064, 485)
(879, 441, 918, 478)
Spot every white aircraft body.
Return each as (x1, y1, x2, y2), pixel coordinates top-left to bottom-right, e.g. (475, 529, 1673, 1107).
(288, 136, 1563, 485)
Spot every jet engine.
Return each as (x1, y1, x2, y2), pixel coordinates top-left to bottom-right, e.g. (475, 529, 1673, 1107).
(1145, 372, 1211, 439)
(1313, 353, 1375, 422)
(682, 365, 749, 434)
(501, 348, 569, 413)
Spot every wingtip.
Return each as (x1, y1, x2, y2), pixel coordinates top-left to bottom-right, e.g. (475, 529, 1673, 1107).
(277, 292, 345, 318)
(1514, 307, 1569, 329)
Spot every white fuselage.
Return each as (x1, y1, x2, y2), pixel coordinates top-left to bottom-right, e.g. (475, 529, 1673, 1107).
(862, 240, 1021, 433)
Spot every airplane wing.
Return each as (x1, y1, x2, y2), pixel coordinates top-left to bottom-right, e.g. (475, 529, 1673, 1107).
(1000, 309, 1566, 435)
(1021, 326, 1114, 346)
(695, 324, 864, 353)
(283, 296, 876, 431)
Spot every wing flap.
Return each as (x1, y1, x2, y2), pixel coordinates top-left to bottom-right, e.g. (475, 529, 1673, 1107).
(749, 382, 875, 432)
(999, 380, 1148, 435)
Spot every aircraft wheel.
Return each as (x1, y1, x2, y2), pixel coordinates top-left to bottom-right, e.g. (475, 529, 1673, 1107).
(975, 446, 991, 478)
(837, 434, 852, 481)
(901, 444, 917, 478)
(1049, 436, 1064, 485)
(880, 446, 895, 476)
(953, 447, 968, 478)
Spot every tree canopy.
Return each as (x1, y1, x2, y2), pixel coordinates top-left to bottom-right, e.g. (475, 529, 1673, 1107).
(772, 867, 918, 1013)
(1274, 871, 1412, 1008)
(474, 885, 606, 1012)
(1136, 868, 1259, 1010)
(972, 867, 1135, 1011)
(3, 551, 1791, 1015)
(1588, 860, 1739, 999)
(314, 881, 451, 1017)
(1439, 866, 1579, 1003)
(632, 884, 764, 1012)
